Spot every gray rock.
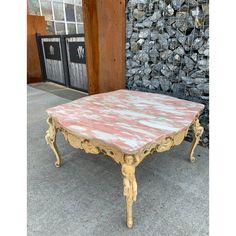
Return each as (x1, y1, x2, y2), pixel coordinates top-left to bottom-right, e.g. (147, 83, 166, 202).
(131, 42, 140, 52)
(191, 53, 198, 62)
(161, 65, 173, 77)
(176, 30, 186, 45)
(169, 38, 179, 50)
(165, 26, 176, 37)
(139, 29, 150, 38)
(153, 62, 164, 72)
(137, 3, 145, 11)
(198, 40, 209, 56)
(148, 41, 156, 46)
(142, 79, 151, 87)
(144, 66, 152, 75)
(150, 11, 161, 22)
(148, 3, 154, 12)
(197, 83, 209, 94)
(160, 78, 172, 92)
(200, 95, 209, 100)
(149, 48, 159, 57)
(197, 59, 209, 71)
(181, 76, 194, 85)
(189, 70, 207, 78)
(191, 7, 199, 17)
(167, 16, 176, 26)
(184, 44, 190, 52)
(131, 32, 139, 39)
(173, 54, 181, 65)
(158, 0, 167, 10)
(203, 49, 209, 56)
(175, 12, 188, 32)
(126, 51, 133, 58)
(172, 83, 186, 96)
(191, 7, 204, 28)
(172, 0, 185, 10)
(142, 42, 151, 51)
(202, 3, 209, 16)
(126, 43, 130, 50)
(126, 22, 133, 38)
(151, 79, 160, 88)
(187, 15, 195, 28)
(189, 87, 202, 97)
(151, 31, 159, 40)
(204, 28, 209, 38)
(167, 63, 178, 71)
(134, 79, 143, 86)
(159, 33, 170, 39)
(149, 56, 157, 63)
(174, 46, 185, 56)
(192, 38, 204, 50)
(186, 31, 195, 45)
(160, 50, 173, 60)
(158, 33, 170, 49)
(134, 23, 145, 28)
(137, 38, 145, 46)
(133, 9, 145, 20)
(129, 0, 147, 7)
(142, 19, 153, 28)
(166, 4, 174, 16)
(184, 56, 195, 70)
(127, 68, 140, 76)
(194, 78, 208, 84)
(185, 0, 198, 7)
(156, 19, 165, 33)
(179, 70, 186, 78)
(126, 59, 140, 69)
(134, 52, 149, 62)
(148, 84, 156, 90)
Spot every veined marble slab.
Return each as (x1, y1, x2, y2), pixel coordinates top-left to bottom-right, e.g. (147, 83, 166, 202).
(47, 90, 204, 154)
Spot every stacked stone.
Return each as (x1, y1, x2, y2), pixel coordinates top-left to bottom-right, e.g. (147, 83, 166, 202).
(126, 0, 209, 146)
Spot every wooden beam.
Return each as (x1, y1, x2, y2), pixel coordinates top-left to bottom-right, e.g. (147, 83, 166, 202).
(82, 0, 99, 94)
(82, 0, 125, 94)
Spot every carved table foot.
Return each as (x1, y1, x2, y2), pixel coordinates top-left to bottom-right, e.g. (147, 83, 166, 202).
(45, 117, 62, 168)
(189, 118, 204, 163)
(121, 155, 138, 228)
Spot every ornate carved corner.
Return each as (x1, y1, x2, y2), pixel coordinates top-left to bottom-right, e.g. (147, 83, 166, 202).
(189, 117, 204, 162)
(45, 117, 62, 167)
(137, 128, 189, 164)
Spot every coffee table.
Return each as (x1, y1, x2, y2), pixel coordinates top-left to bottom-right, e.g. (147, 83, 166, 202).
(45, 89, 204, 228)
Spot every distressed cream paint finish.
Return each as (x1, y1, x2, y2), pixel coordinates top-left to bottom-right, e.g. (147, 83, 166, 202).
(45, 89, 204, 228)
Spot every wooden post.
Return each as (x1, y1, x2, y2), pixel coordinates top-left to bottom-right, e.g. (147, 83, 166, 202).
(82, 0, 125, 94)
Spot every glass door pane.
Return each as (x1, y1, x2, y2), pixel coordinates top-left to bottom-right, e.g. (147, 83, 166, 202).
(75, 5, 83, 22)
(28, 0, 40, 15)
(41, 0, 53, 20)
(53, 2, 64, 21)
(46, 21, 55, 35)
(77, 23, 84, 33)
(65, 4, 75, 22)
(67, 23, 76, 34)
(55, 22, 65, 34)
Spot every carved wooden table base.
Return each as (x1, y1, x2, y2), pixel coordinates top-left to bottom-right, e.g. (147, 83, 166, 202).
(45, 115, 203, 228)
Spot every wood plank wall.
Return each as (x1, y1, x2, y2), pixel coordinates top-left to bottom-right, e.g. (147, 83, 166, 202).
(82, 0, 125, 94)
(27, 15, 47, 84)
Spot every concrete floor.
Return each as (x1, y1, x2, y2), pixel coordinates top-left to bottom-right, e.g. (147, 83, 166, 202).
(27, 82, 209, 236)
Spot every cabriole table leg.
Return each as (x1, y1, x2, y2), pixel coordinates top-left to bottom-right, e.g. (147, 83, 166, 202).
(121, 155, 138, 228)
(45, 117, 62, 168)
(189, 118, 204, 163)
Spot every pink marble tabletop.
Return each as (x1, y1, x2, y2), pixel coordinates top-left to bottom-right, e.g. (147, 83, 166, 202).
(47, 89, 204, 154)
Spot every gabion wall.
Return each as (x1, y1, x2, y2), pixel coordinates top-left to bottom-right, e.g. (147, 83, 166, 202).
(126, 0, 209, 146)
